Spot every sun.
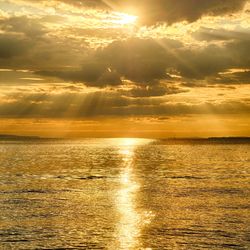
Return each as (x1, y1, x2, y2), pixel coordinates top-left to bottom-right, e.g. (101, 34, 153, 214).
(116, 12, 138, 25)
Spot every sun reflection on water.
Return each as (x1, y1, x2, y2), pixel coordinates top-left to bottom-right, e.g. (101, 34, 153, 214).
(115, 138, 154, 249)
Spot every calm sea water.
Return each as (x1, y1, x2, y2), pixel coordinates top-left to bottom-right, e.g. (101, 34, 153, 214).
(0, 138, 249, 249)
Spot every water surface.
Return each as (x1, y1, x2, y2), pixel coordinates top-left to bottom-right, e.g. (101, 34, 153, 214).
(0, 138, 249, 249)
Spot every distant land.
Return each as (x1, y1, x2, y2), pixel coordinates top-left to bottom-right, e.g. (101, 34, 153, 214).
(0, 134, 249, 144)
(0, 134, 56, 141)
(157, 137, 250, 144)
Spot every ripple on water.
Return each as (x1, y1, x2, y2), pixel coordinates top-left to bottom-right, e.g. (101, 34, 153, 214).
(0, 139, 249, 249)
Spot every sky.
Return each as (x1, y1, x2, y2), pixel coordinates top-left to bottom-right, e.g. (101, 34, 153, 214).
(0, 0, 249, 138)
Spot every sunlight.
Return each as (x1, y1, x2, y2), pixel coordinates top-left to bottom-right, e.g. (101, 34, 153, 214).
(114, 138, 154, 249)
(119, 148, 133, 158)
(117, 166, 140, 249)
(115, 12, 138, 25)
(118, 138, 153, 147)
(116, 142, 139, 249)
(120, 138, 138, 146)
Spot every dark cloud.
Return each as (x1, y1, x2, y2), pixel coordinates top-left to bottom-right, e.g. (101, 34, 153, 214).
(0, 34, 32, 59)
(52, 0, 248, 25)
(0, 70, 46, 85)
(0, 16, 86, 70)
(38, 65, 122, 88)
(211, 71, 250, 85)
(0, 90, 249, 118)
(127, 84, 187, 98)
(175, 38, 250, 80)
(0, 1, 249, 123)
(175, 45, 230, 79)
(97, 39, 168, 82)
(14, 0, 104, 7)
(0, 13, 249, 90)
(18, 0, 248, 25)
(105, 37, 250, 83)
(191, 28, 250, 80)
(37, 38, 180, 88)
(112, 0, 248, 25)
(0, 16, 46, 38)
(0, 36, 84, 70)
(193, 27, 250, 42)
(1, 24, 248, 89)
(226, 40, 250, 69)
(40, 15, 67, 24)
(37, 36, 250, 87)
(60, 0, 106, 8)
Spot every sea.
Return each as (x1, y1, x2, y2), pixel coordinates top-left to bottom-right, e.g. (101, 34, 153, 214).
(0, 138, 249, 249)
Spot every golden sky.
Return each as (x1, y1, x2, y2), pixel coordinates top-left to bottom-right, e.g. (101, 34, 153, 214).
(0, 0, 249, 138)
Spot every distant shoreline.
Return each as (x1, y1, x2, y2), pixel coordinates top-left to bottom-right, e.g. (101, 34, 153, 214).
(0, 134, 249, 144)
(0, 134, 57, 141)
(155, 137, 250, 144)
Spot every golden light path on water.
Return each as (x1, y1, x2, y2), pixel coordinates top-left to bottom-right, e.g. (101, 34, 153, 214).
(115, 138, 154, 250)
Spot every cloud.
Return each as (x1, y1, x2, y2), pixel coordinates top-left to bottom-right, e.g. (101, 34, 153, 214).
(97, 38, 181, 82)
(1, 21, 249, 89)
(0, 13, 249, 89)
(0, 16, 46, 38)
(12, 0, 248, 25)
(0, 0, 249, 125)
(0, 90, 249, 118)
(59, 0, 106, 8)
(38, 65, 122, 88)
(53, 0, 248, 25)
(0, 16, 86, 70)
(37, 36, 250, 87)
(0, 34, 32, 59)
(112, 0, 248, 25)
(37, 38, 181, 88)
(212, 71, 250, 85)
(175, 37, 250, 80)
(193, 27, 250, 42)
(126, 84, 187, 98)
